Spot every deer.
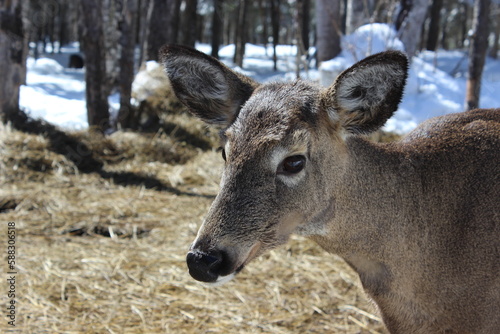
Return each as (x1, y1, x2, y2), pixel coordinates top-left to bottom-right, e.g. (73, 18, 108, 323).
(160, 45, 500, 334)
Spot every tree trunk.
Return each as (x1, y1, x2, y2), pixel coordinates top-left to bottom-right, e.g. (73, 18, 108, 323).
(465, 0, 490, 111)
(117, 0, 138, 129)
(80, 0, 110, 132)
(258, 0, 269, 49)
(295, 0, 310, 78)
(395, 0, 411, 30)
(172, 0, 182, 44)
(181, 0, 198, 48)
(395, 0, 430, 59)
(211, 0, 223, 58)
(270, 0, 280, 71)
(315, 0, 341, 64)
(58, 0, 70, 49)
(234, 0, 249, 67)
(147, 0, 178, 61)
(0, 0, 28, 124)
(301, 0, 310, 51)
(137, 0, 150, 65)
(102, 0, 121, 96)
(346, 0, 374, 34)
(460, 2, 470, 49)
(489, 2, 499, 59)
(426, 0, 443, 51)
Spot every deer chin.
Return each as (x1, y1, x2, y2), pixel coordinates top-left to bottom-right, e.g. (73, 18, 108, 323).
(203, 242, 262, 287)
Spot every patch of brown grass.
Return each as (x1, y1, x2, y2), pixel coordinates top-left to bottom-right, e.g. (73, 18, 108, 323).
(0, 119, 389, 333)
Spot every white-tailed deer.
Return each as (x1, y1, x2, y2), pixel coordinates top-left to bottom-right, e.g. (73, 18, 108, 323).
(161, 45, 500, 334)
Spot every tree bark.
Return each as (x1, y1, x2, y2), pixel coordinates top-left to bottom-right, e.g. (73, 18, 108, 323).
(315, 0, 341, 64)
(137, 0, 150, 65)
(211, 0, 223, 58)
(258, 0, 269, 49)
(233, 0, 249, 67)
(270, 0, 280, 71)
(295, 0, 310, 78)
(465, 0, 490, 111)
(181, 0, 198, 48)
(426, 0, 443, 51)
(0, 0, 28, 124)
(395, 0, 411, 30)
(147, 0, 178, 61)
(58, 0, 69, 49)
(460, 2, 470, 49)
(80, 0, 110, 132)
(395, 0, 430, 59)
(489, 2, 499, 59)
(346, 0, 374, 34)
(172, 0, 182, 44)
(102, 0, 121, 96)
(301, 0, 310, 51)
(117, 0, 138, 129)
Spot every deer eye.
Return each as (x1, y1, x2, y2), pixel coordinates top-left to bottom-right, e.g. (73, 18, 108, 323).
(278, 155, 306, 175)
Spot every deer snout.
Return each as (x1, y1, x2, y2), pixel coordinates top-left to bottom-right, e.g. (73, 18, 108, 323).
(186, 249, 225, 283)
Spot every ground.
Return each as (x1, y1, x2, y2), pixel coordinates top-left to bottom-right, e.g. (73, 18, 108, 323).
(0, 111, 390, 333)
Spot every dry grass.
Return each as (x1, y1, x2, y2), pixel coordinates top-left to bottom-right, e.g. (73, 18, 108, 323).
(0, 115, 395, 333)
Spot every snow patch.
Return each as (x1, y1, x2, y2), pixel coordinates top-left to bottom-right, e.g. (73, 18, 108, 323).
(27, 57, 65, 74)
(342, 23, 405, 64)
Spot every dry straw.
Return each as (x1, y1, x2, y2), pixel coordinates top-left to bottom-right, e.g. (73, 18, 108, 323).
(0, 114, 392, 333)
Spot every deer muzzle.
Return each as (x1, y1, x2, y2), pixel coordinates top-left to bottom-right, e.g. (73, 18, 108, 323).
(186, 249, 225, 283)
(186, 242, 262, 285)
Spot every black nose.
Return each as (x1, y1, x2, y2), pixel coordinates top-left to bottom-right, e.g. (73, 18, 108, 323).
(186, 250, 223, 283)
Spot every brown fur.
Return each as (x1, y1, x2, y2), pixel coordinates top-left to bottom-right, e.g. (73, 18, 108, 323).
(160, 46, 500, 333)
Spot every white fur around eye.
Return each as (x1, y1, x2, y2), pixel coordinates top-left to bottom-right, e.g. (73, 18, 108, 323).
(277, 172, 306, 187)
(224, 141, 231, 159)
(269, 147, 288, 172)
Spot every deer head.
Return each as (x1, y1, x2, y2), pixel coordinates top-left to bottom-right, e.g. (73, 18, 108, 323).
(161, 45, 408, 285)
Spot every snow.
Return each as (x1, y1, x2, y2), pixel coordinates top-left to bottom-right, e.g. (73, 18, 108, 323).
(341, 23, 405, 64)
(19, 23, 500, 135)
(132, 61, 165, 102)
(20, 54, 118, 129)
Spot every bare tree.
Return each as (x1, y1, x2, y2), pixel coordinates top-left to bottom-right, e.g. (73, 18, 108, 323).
(489, 2, 499, 59)
(80, 0, 110, 132)
(147, 0, 179, 61)
(117, 0, 138, 129)
(211, 0, 223, 58)
(295, 0, 310, 78)
(395, 0, 430, 59)
(270, 0, 280, 71)
(234, 0, 249, 67)
(300, 0, 310, 52)
(257, 0, 269, 49)
(137, 0, 150, 65)
(346, 0, 375, 34)
(465, 0, 490, 111)
(426, 0, 443, 51)
(181, 0, 198, 48)
(316, 0, 341, 64)
(103, 0, 121, 96)
(0, 0, 28, 124)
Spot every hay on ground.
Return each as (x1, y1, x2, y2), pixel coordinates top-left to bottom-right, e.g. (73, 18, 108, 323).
(0, 118, 391, 333)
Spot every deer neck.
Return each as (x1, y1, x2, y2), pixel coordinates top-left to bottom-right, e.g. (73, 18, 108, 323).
(311, 136, 421, 262)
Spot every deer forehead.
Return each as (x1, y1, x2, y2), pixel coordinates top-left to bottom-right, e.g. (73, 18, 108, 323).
(224, 81, 320, 154)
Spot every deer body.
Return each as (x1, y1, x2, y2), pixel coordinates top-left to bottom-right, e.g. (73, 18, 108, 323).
(311, 111, 499, 333)
(161, 45, 500, 333)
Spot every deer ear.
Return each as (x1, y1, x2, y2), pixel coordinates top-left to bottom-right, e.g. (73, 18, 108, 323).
(160, 45, 258, 126)
(321, 51, 408, 134)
